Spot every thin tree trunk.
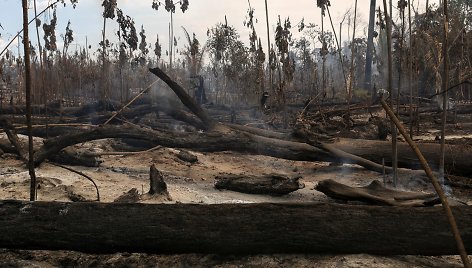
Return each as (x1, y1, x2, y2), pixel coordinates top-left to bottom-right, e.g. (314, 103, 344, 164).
(408, 0, 413, 138)
(33, 0, 49, 138)
(347, 0, 358, 119)
(21, 0, 37, 201)
(102, 17, 108, 100)
(364, 0, 376, 93)
(382, 0, 398, 187)
(327, 7, 347, 94)
(397, 6, 405, 114)
(170, 12, 174, 69)
(440, 0, 449, 186)
(264, 0, 272, 93)
(321, 9, 326, 98)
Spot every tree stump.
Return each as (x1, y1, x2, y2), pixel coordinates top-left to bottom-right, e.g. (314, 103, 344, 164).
(146, 164, 171, 201)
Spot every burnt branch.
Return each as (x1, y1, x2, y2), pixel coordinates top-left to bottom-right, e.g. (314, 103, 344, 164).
(149, 67, 216, 129)
(0, 117, 28, 159)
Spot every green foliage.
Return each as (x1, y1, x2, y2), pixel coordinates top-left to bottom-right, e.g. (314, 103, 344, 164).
(154, 34, 162, 59)
(316, 0, 330, 16)
(63, 20, 74, 54)
(102, 0, 117, 19)
(294, 37, 314, 70)
(275, 16, 295, 83)
(116, 8, 138, 51)
(206, 23, 241, 64)
(152, 0, 189, 13)
(275, 16, 291, 56)
(165, 0, 175, 12)
(42, 9, 57, 52)
(181, 27, 202, 74)
(180, 0, 189, 13)
(60, 0, 78, 8)
(139, 25, 149, 56)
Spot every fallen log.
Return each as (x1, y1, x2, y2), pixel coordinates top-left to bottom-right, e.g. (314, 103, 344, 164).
(334, 138, 472, 176)
(11, 113, 467, 176)
(147, 67, 472, 177)
(0, 135, 100, 167)
(4, 67, 471, 178)
(176, 150, 198, 163)
(30, 124, 333, 166)
(0, 200, 471, 255)
(214, 174, 304, 196)
(315, 179, 438, 206)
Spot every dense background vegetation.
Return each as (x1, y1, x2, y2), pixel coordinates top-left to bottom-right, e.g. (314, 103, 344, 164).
(1, 0, 471, 110)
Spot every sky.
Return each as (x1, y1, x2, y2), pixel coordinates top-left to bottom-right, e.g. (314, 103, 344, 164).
(0, 0, 437, 59)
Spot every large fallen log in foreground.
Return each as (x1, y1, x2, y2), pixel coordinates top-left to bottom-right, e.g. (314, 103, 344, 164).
(0, 200, 471, 255)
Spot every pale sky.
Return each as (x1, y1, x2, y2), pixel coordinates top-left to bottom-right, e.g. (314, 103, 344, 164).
(0, 0, 436, 58)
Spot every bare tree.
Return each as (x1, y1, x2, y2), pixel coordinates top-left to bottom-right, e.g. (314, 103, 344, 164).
(101, 0, 117, 100)
(348, 0, 358, 110)
(439, 0, 449, 182)
(364, 0, 376, 93)
(382, 0, 398, 186)
(21, 0, 37, 201)
(152, 0, 190, 69)
(264, 0, 272, 93)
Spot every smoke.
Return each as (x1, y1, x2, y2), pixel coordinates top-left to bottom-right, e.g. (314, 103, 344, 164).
(438, 175, 453, 197)
(433, 95, 455, 111)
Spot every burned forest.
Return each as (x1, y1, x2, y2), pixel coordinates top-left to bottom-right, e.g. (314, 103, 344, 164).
(1, 0, 472, 267)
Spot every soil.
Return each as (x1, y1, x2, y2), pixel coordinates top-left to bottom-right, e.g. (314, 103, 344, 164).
(0, 132, 471, 267)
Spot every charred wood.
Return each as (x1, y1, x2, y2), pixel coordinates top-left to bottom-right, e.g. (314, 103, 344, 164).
(176, 150, 198, 163)
(215, 174, 304, 196)
(334, 138, 472, 176)
(113, 188, 141, 203)
(49, 148, 102, 167)
(147, 165, 171, 200)
(316, 179, 438, 206)
(0, 200, 472, 255)
(149, 67, 215, 129)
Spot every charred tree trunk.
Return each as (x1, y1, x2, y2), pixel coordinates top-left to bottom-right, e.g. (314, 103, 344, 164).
(334, 138, 472, 176)
(0, 200, 471, 255)
(215, 174, 304, 196)
(148, 165, 170, 198)
(364, 0, 376, 93)
(316, 179, 438, 206)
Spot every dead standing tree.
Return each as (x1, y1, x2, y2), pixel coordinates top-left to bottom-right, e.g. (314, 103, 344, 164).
(101, 0, 117, 100)
(21, 0, 37, 201)
(151, 0, 190, 69)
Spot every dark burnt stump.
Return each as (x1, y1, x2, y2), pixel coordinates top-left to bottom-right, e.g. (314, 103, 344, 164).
(148, 164, 171, 200)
